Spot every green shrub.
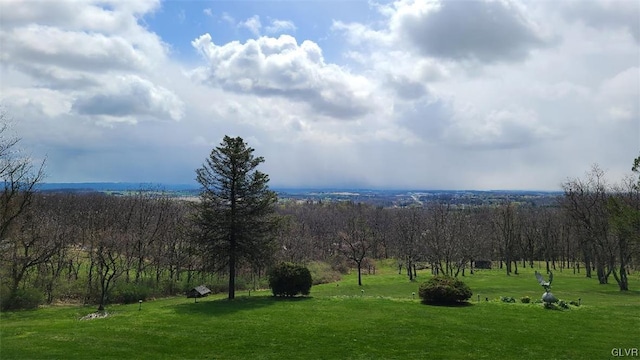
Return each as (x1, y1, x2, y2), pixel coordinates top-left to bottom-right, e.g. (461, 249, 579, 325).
(0, 287, 44, 311)
(269, 262, 312, 297)
(206, 282, 228, 295)
(112, 282, 151, 304)
(418, 276, 472, 305)
(520, 296, 531, 304)
(501, 296, 516, 303)
(543, 300, 571, 310)
(159, 279, 181, 296)
(558, 300, 570, 310)
(307, 261, 342, 285)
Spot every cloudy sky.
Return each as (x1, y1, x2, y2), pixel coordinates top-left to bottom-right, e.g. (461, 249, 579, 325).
(0, 0, 638, 190)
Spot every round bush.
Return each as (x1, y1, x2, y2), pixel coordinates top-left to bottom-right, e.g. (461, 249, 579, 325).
(269, 262, 312, 297)
(418, 276, 472, 305)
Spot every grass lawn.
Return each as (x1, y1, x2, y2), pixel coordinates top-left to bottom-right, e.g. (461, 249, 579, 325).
(1, 262, 639, 359)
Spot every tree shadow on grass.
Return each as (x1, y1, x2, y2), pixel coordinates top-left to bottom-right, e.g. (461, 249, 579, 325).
(171, 295, 312, 317)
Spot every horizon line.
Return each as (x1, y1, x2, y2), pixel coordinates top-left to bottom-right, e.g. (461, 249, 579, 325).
(37, 181, 564, 193)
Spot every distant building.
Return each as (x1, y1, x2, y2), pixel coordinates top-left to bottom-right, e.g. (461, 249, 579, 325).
(187, 285, 212, 298)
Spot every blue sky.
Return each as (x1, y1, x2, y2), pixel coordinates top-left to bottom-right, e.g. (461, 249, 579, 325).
(143, 1, 375, 62)
(0, 0, 638, 190)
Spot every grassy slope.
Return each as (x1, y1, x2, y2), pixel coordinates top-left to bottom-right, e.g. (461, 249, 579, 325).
(1, 263, 639, 360)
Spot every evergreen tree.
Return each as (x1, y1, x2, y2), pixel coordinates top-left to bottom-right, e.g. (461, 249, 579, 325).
(193, 136, 278, 299)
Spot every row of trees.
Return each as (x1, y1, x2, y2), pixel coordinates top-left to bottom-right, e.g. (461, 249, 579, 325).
(0, 127, 638, 310)
(276, 184, 639, 291)
(2, 192, 190, 310)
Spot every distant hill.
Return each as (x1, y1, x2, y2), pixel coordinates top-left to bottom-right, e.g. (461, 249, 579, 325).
(37, 182, 200, 192)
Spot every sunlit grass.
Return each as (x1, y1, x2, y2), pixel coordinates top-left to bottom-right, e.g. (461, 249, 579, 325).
(1, 262, 638, 359)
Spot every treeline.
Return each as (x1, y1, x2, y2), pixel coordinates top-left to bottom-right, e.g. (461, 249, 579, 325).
(1, 162, 638, 310)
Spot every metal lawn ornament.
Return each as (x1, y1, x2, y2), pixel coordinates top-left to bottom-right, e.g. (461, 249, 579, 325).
(535, 271, 557, 304)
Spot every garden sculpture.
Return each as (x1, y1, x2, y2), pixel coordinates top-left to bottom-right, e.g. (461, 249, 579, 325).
(535, 271, 558, 304)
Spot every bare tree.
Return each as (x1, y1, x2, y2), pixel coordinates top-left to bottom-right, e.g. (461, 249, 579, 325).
(393, 207, 424, 281)
(3, 198, 63, 304)
(336, 203, 375, 286)
(126, 191, 172, 283)
(92, 196, 128, 311)
(369, 206, 393, 259)
(0, 110, 45, 244)
(451, 208, 480, 277)
(561, 165, 611, 284)
(492, 201, 521, 276)
(607, 174, 640, 290)
(275, 207, 315, 264)
(0, 110, 46, 308)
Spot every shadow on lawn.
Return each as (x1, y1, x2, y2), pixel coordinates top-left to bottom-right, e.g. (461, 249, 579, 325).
(171, 295, 312, 317)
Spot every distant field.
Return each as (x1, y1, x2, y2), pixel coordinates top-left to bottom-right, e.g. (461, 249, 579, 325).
(36, 183, 563, 207)
(1, 263, 638, 359)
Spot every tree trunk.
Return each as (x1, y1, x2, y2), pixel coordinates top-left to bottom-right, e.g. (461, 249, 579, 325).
(612, 267, 629, 291)
(584, 254, 592, 278)
(228, 247, 236, 300)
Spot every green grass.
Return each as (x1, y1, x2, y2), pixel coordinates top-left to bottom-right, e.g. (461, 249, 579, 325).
(1, 263, 639, 359)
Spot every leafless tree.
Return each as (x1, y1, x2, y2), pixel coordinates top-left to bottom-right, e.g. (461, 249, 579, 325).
(492, 201, 521, 276)
(392, 207, 424, 281)
(0, 110, 46, 307)
(3, 197, 63, 302)
(561, 165, 612, 284)
(336, 203, 375, 286)
(607, 175, 640, 290)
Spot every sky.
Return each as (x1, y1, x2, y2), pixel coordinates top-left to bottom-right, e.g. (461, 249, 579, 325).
(0, 0, 638, 190)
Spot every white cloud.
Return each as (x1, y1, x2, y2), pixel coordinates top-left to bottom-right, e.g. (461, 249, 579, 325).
(1, 0, 638, 189)
(221, 12, 235, 26)
(0, 0, 161, 32)
(191, 34, 377, 119)
(335, 0, 551, 63)
(239, 15, 262, 36)
(0, 0, 182, 125)
(1, 87, 73, 118)
(1, 25, 151, 74)
(71, 75, 185, 123)
(391, 0, 550, 62)
(597, 67, 640, 123)
(560, 0, 640, 42)
(445, 106, 555, 149)
(266, 19, 297, 34)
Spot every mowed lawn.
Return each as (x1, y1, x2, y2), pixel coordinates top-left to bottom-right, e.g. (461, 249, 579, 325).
(1, 264, 639, 359)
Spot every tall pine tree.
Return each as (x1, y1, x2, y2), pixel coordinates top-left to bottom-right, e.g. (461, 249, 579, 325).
(194, 136, 278, 299)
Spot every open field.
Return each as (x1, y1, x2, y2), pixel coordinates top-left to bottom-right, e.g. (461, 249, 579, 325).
(1, 263, 639, 359)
